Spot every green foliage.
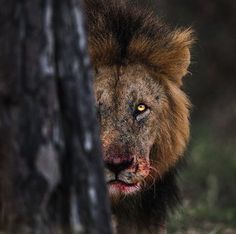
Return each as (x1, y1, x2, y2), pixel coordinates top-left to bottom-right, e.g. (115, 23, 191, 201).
(168, 124, 236, 232)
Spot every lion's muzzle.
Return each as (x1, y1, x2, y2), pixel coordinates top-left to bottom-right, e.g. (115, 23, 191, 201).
(105, 157, 134, 175)
(103, 144, 150, 197)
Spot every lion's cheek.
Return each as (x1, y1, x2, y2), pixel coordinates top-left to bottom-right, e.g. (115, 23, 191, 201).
(136, 159, 150, 179)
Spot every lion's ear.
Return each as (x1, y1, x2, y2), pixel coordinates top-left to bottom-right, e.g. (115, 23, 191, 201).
(129, 28, 194, 86)
(160, 29, 194, 86)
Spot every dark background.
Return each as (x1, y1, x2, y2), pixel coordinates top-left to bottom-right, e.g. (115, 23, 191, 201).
(157, 0, 236, 232)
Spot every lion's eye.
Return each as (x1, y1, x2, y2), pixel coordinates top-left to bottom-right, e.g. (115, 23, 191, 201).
(134, 103, 150, 121)
(137, 104, 146, 112)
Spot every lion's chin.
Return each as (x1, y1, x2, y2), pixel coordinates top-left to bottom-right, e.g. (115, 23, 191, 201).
(108, 180, 141, 200)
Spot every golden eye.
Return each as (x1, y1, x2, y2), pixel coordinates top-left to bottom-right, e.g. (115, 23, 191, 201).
(137, 104, 147, 112)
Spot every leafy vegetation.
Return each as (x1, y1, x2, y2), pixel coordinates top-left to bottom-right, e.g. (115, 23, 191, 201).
(168, 124, 236, 233)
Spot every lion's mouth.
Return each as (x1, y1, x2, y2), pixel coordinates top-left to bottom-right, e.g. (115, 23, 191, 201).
(108, 180, 140, 194)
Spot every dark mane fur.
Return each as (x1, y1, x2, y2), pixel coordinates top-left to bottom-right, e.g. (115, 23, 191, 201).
(85, 0, 167, 64)
(85, 0, 193, 85)
(112, 167, 182, 231)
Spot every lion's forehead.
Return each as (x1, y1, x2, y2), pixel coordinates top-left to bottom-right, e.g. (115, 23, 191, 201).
(94, 64, 164, 108)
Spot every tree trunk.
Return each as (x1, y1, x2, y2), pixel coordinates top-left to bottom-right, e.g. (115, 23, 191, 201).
(0, 0, 112, 234)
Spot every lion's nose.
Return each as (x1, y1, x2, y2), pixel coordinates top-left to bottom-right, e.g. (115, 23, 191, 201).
(105, 158, 134, 175)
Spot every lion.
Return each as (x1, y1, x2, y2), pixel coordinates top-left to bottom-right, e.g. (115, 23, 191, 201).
(85, 0, 194, 233)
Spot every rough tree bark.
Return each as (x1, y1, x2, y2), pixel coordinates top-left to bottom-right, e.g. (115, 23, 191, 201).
(0, 0, 112, 234)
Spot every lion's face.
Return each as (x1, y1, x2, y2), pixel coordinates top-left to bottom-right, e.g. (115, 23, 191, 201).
(94, 64, 190, 201)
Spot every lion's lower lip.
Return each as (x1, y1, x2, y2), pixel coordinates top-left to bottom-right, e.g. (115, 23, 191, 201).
(108, 180, 140, 193)
(109, 180, 136, 186)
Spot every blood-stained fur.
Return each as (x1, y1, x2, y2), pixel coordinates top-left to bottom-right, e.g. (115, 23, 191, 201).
(85, 0, 194, 233)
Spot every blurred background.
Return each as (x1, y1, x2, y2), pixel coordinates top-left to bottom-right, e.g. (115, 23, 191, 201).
(155, 0, 236, 233)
